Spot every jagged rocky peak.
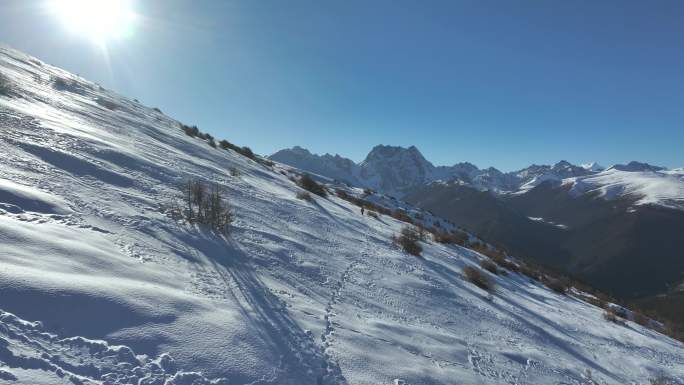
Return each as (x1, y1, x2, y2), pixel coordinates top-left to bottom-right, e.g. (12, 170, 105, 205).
(362, 144, 430, 166)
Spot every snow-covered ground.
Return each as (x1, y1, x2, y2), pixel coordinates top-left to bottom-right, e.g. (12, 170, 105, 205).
(1, 46, 683, 384)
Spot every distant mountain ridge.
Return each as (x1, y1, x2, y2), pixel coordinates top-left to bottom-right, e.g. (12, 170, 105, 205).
(270, 145, 683, 210)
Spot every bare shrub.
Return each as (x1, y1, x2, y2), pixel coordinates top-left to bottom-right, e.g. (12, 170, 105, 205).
(544, 276, 571, 295)
(296, 191, 313, 202)
(298, 174, 327, 197)
(366, 210, 379, 219)
(433, 230, 468, 245)
(239, 146, 255, 159)
(229, 167, 240, 177)
(479, 259, 499, 275)
(519, 264, 541, 281)
(576, 293, 606, 309)
(96, 97, 118, 110)
(650, 375, 675, 385)
(604, 307, 626, 325)
(392, 209, 413, 224)
(463, 266, 494, 291)
(633, 312, 650, 327)
(176, 179, 233, 234)
(0, 72, 12, 96)
(395, 226, 423, 256)
(182, 124, 199, 137)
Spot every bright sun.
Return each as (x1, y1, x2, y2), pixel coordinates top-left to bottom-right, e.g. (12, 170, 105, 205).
(50, 0, 136, 42)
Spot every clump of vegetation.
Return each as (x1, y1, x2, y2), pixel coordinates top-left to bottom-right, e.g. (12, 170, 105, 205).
(298, 174, 327, 197)
(632, 311, 650, 327)
(229, 167, 240, 177)
(366, 210, 379, 219)
(296, 191, 313, 202)
(518, 263, 542, 281)
(433, 230, 468, 245)
(208, 137, 217, 148)
(575, 292, 607, 309)
(394, 226, 423, 256)
(392, 209, 413, 224)
(649, 374, 675, 385)
(216, 138, 256, 159)
(239, 146, 255, 159)
(152, 107, 162, 113)
(479, 259, 499, 275)
(52, 76, 87, 94)
(334, 189, 392, 216)
(175, 178, 233, 234)
(463, 266, 494, 291)
(0, 72, 12, 96)
(96, 97, 118, 110)
(544, 276, 571, 295)
(181, 124, 200, 137)
(603, 306, 627, 325)
(493, 256, 519, 272)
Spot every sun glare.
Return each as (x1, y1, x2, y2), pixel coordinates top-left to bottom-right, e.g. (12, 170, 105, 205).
(50, 0, 136, 42)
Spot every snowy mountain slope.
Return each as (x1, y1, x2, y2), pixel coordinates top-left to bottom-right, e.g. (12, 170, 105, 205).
(270, 146, 684, 210)
(564, 168, 684, 210)
(1, 46, 684, 385)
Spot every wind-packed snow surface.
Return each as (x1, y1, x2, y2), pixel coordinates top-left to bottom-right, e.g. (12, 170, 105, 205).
(1, 46, 683, 385)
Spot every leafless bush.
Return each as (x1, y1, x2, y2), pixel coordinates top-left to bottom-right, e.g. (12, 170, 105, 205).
(395, 226, 423, 256)
(463, 266, 494, 291)
(296, 191, 313, 202)
(604, 307, 626, 325)
(175, 179, 233, 234)
(544, 276, 571, 295)
(433, 230, 468, 245)
(633, 312, 650, 327)
(650, 374, 675, 385)
(96, 97, 118, 110)
(298, 174, 327, 197)
(0, 72, 12, 96)
(479, 259, 499, 275)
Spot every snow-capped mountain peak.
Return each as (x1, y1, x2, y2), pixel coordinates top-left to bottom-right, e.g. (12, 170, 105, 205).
(581, 162, 605, 172)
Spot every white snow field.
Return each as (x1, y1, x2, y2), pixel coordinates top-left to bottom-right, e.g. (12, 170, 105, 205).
(1, 46, 683, 385)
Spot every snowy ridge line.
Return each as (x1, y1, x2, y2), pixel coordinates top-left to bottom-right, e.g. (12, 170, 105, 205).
(270, 146, 684, 210)
(0, 309, 227, 385)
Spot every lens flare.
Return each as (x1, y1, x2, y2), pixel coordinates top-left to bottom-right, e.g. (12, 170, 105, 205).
(50, 0, 136, 42)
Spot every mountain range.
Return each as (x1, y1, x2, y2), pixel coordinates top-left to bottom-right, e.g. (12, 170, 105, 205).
(270, 145, 684, 210)
(271, 145, 684, 310)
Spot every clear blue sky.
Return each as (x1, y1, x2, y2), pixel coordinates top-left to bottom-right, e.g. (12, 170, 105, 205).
(2, 0, 683, 171)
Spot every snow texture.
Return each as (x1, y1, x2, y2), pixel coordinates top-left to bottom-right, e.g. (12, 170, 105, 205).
(1, 45, 683, 385)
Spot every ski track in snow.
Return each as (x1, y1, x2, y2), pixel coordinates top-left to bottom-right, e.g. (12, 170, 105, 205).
(1, 46, 684, 385)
